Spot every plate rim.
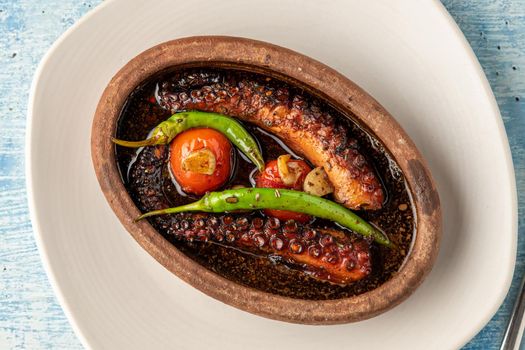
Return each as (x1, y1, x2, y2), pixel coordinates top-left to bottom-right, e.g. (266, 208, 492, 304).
(431, 1, 518, 344)
(26, 1, 117, 348)
(25, 0, 518, 348)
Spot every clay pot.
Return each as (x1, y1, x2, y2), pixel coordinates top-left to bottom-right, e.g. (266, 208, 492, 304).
(91, 36, 441, 324)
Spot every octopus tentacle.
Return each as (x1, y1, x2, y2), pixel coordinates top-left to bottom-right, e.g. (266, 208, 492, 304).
(157, 73, 384, 210)
(130, 145, 371, 285)
(167, 213, 371, 284)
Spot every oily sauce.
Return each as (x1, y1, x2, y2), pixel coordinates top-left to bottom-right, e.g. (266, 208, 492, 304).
(115, 68, 414, 300)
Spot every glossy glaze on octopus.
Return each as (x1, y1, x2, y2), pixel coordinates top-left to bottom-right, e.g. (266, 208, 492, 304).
(156, 71, 383, 210)
(115, 68, 414, 300)
(128, 145, 372, 285)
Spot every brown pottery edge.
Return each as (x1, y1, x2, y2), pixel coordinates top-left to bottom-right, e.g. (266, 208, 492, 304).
(91, 36, 442, 324)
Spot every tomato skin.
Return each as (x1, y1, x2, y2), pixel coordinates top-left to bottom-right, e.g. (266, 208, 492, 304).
(263, 208, 311, 223)
(170, 128, 232, 195)
(256, 159, 312, 223)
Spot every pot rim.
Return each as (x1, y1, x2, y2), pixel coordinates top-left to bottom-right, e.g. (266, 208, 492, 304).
(91, 35, 442, 324)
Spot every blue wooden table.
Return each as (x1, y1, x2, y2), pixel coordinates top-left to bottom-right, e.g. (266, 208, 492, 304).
(0, 1, 523, 349)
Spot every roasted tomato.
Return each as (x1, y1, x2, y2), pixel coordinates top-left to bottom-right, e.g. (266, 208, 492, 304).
(170, 128, 232, 195)
(256, 156, 312, 222)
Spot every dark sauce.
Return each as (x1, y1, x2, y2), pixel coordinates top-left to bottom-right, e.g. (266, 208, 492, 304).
(115, 68, 415, 300)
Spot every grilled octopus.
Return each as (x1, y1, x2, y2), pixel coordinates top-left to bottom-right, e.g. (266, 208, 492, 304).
(156, 72, 384, 210)
(130, 145, 372, 284)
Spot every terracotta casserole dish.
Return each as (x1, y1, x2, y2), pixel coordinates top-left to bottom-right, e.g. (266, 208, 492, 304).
(91, 36, 441, 324)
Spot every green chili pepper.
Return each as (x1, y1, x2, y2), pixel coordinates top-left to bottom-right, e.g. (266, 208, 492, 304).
(112, 111, 265, 171)
(136, 188, 392, 247)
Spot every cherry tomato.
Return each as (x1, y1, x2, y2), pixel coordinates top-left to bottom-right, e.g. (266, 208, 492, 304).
(170, 128, 232, 195)
(256, 159, 312, 222)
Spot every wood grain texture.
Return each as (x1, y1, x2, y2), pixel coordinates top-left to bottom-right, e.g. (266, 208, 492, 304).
(0, 0, 522, 349)
(0, 2, 99, 349)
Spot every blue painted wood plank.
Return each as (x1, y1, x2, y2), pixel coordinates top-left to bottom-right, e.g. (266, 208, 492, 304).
(0, 2, 99, 349)
(0, 1, 522, 349)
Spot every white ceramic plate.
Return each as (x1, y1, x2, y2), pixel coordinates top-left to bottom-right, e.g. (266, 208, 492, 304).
(27, 0, 517, 349)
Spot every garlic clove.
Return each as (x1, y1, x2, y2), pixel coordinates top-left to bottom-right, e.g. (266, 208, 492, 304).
(181, 148, 216, 175)
(277, 154, 300, 186)
(303, 167, 334, 197)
